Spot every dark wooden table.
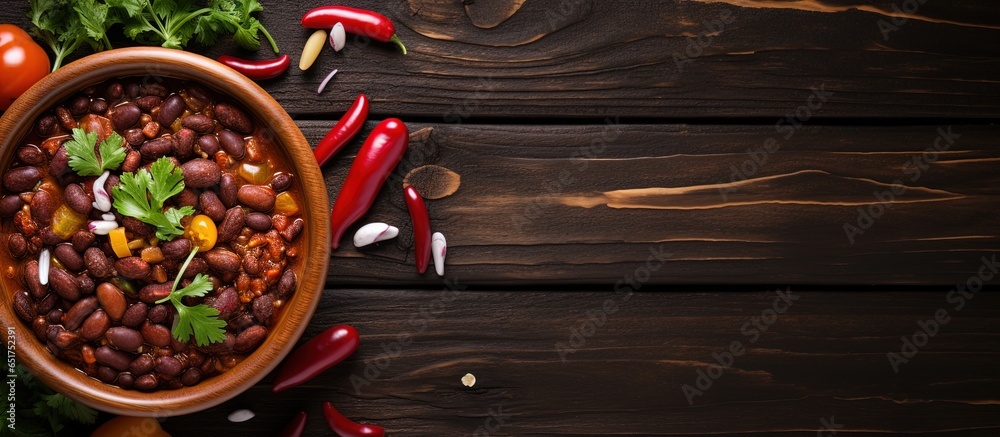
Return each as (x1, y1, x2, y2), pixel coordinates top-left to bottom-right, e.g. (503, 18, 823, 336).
(5, 0, 1000, 435)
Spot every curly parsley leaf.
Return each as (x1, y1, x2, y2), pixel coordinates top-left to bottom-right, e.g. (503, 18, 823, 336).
(156, 270, 226, 346)
(112, 157, 194, 241)
(64, 128, 127, 177)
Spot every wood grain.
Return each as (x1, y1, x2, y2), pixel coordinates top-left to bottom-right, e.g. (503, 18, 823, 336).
(163, 289, 1000, 436)
(306, 121, 1000, 286)
(2, 0, 999, 119)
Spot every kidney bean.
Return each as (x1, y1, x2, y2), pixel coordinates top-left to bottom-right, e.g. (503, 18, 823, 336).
(116, 257, 151, 280)
(281, 218, 304, 242)
(49, 146, 70, 177)
(179, 367, 202, 386)
(217, 207, 246, 242)
(3, 167, 42, 192)
(140, 137, 173, 161)
(219, 174, 238, 207)
(17, 145, 45, 166)
(197, 191, 224, 222)
(68, 95, 91, 116)
(243, 213, 270, 232)
(124, 128, 145, 146)
(134, 373, 159, 391)
(0, 195, 23, 217)
(90, 99, 109, 114)
(252, 294, 274, 323)
(122, 216, 154, 237)
(215, 102, 253, 134)
(234, 325, 267, 352)
(155, 356, 184, 377)
(135, 96, 161, 112)
(106, 327, 144, 352)
(12, 290, 36, 322)
(123, 82, 139, 98)
(104, 173, 120, 197)
(8, 234, 27, 259)
(139, 282, 172, 304)
(199, 332, 235, 355)
(46, 309, 63, 324)
(96, 365, 119, 384)
(63, 297, 98, 330)
(147, 304, 170, 324)
(141, 82, 169, 97)
(36, 292, 57, 315)
(196, 135, 221, 156)
(84, 247, 114, 278)
(141, 322, 172, 348)
(115, 151, 140, 174)
(172, 128, 196, 158)
(169, 188, 196, 210)
(70, 230, 95, 253)
(76, 273, 95, 295)
(64, 184, 92, 215)
(121, 302, 148, 328)
(180, 158, 221, 188)
(242, 253, 263, 275)
(232, 312, 256, 332)
(237, 185, 276, 212)
(104, 82, 123, 101)
(79, 310, 111, 341)
(182, 114, 215, 134)
(183, 258, 208, 279)
(158, 95, 186, 125)
(95, 283, 127, 322)
(39, 227, 63, 245)
(50, 327, 82, 349)
(129, 354, 155, 375)
(217, 129, 246, 159)
(54, 244, 84, 271)
(36, 115, 58, 137)
(204, 248, 240, 273)
(56, 107, 78, 131)
(270, 173, 293, 192)
(95, 346, 132, 372)
(29, 189, 56, 226)
(212, 287, 239, 320)
(151, 240, 189, 264)
(49, 267, 82, 301)
(278, 270, 297, 298)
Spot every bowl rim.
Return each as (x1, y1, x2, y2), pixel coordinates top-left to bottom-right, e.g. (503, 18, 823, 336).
(0, 47, 330, 416)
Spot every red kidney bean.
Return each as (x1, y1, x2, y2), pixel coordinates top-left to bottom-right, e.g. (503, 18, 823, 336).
(180, 158, 222, 188)
(110, 103, 141, 131)
(49, 146, 70, 176)
(183, 258, 208, 278)
(96, 365, 119, 384)
(245, 212, 272, 231)
(39, 227, 64, 245)
(142, 82, 168, 98)
(278, 270, 297, 298)
(217, 207, 245, 242)
(71, 230, 95, 253)
(175, 187, 198, 208)
(0, 195, 23, 217)
(79, 310, 111, 341)
(36, 115, 58, 137)
(105, 82, 123, 101)
(214, 102, 253, 134)
(180, 367, 202, 386)
(90, 99, 109, 114)
(104, 173, 120, 198)
(3, 167, 42, 192)
(281, 218, 304, 242)
(124, 82, 140, 98)
(234, 325, 267, 352)
(213, 287, 239, 320)
(54, 244, 84, 271)
(134, 96, 161, 112)
(147, 304, 170, 324)
(155, 356, 184, 377)
(119, 150, 140, 173)
(124, 128, 145, 146)
(121, 302, 148, 328)
(237, 185, 276, 212)
(29, 189, 55, 226)
(134, 373, 159, 391)
(45, 309, 63, 324)
(141, 322, 172, 347)
(64, 184, 93, 215)
(173, 128, 196, 158)
(63, 297, 98, 330)
(129, 354, 155, 375)
(121, 217, 154, 237)
(219, 174, 238, 207)
(217, 129, 246, 159)
(181, 114, 215, 134)
(197, 134, 221, 155)
(55, 107, 77, 131)
(69, 96, 91, 116)
(96, 282, 127, 321)
(199, 332, 235, 355)
(199, 191, 225, 222)
(50, 327, 82, 349)
(105, 327, 143, 352)
(84, 247, 114, 278)
(160, 238, 192, 260)
(139, 282, 172, 304)
(37, 292, 58, 315)
(95, 346, 132, 371)
(116, 372, 135, 388)
(115, 257, 151, 279)
(76, 273, 95, 295)
(17, 145, 45, 166)
(252, 294, 274, 323)
(158, 95, 186, 125)
(270, 173, 293, 192)
(12, 290, 36, 322)
(8, 234, 28, 258)
(49, 267, 82, 301)
(242, 253, 263, 275)
(204, 248, 240, 273)
(140, 137, 173, 161)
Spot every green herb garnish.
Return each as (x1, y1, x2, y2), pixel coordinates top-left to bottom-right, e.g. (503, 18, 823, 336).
(111, 157, 194, 241)
(156, 248, 226, 346)
(1, 363, 97, 436)
(28, 0, 117, 71)
(64, 128, 127, 177)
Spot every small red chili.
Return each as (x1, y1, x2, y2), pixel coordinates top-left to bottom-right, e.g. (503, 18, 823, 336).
(323, 402, 384, 437)
(278, 411, 308, 437)
(217, 54, 291, 81)
(272, 325, 360, 392)
(301, 6, 407, 54)
(404, 186, 431, 274)
(330, 118, 409, 249)
(315, 94, 369, 167)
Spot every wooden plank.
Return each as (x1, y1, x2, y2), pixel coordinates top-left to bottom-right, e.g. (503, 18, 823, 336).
(162, 289, 1000, 435)
(3, 1, 999, 119)
(305, 121, 1000, 286)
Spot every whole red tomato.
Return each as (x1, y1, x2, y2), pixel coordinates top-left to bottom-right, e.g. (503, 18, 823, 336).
(0, 24, 50, 110)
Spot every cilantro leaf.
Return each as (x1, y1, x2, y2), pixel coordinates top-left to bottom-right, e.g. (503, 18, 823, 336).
(156, 272, 226, 346)
(41, 393, 98, 425)
(64, 128, 126, 176)
(28, 0, 114, 71)
(112, 157, 194, 241)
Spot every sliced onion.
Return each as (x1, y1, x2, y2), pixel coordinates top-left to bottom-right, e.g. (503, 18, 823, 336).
(101, 213, 116, 221)
(317, 69, 338, 94)
(89, 220, 118, 235)
(329, 22, 346, 52)
(38, 249, 50, 285)
(93, 170, 112, 212)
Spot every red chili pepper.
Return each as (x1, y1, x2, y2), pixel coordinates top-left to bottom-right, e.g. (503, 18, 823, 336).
(272, 325, 360, 393)
(404, 186, 431, 274)
(278, 411, 308, 437)
(315, 94, 369, 167)
(330, 118, 409, 249)
(323, 402, 384, 437)
(216, 54, 291, 81)
(301, 6, 407, 54)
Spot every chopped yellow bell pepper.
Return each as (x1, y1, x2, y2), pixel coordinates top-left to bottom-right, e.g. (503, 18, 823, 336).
(51, 204, 87, 240)
(109, 227, 131, 258)
(273, 192, 299, 216)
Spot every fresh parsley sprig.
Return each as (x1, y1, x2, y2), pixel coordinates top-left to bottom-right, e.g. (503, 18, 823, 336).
(28, 0, 117, 71)
(64, 128, 127, 177)
(111, 157, 194, 241)
(156, 248, 227, 346)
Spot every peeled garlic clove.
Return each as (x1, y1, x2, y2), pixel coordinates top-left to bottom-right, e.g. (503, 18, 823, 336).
(38, 249, 51, 285)
(432, 232, 447, 276)
(353, 223, 399, 247)
(228, 409, 255, 423)
(330, 22, 346, 52)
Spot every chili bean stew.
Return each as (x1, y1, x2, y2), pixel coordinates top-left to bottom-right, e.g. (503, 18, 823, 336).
(3, 78, 304, 391)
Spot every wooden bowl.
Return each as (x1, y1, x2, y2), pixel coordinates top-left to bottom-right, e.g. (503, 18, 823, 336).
(0, 48, 330, 416)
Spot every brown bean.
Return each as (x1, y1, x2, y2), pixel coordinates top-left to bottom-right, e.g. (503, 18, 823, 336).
(135, 373, 159, 391)
(217, 207, 245, 242)
(71, 230, 95, 253)
(277, 270, 297, 298)
(8, 234, 28, 258)
(130, 354, 155, 375)
(84, 247, 114, 278)
(175, 187, 198, 208)
(122, 216, 154, 237)
(0, 195, 23, 217)
(158, 95, 186, 125)
(17, 145, 45, 166)
(116, 257, 150, 279)
(140, 137, 173, 160)
(141, 322, 172, 348)
(181, 114, 215, 134)
(76, 273, 95, 295)
(214, 102, 253, 134)
(124, 82, 140, 98)
(152, 239, 189, 264)
(49, 146, 70, 177)
(204, 249, 240, 273)
(96, 282, 127, 321)
(180, 158, 221, 188)
(50, 328, 82, 349)
(110, 103, 141, 131)
(64, 184, 92, 215)
(115, 372, 135, 388)
(63, 297, 98, 330)
(242, 253, 263, 275)
(252, 294, 274, 323)
(49, 267, 82, 301)
(23, 261, 46, 298)
(36, 293, 57, 317)
(121, 302, 148, 328)
(281, 218, 304, 242)
(124, 128, 145, 146)
(79, 310, 110, 341)
(198, 332, 234, 355)
(105, 82, 123, 101)
(217, 129, 246, 159)
(213, 288, 239, 320)
(56, 107, 77, 130)
(39, 227, 63, 245)
(46, 309, 63, 324)
(155, 356, 184, 377)
(68, 95, 90, 116)
(12, 290, 36, 322)
(219, 174, 238, 207)
(270, 173, 293, 192)
(90, 99, 109, 114)
(142, 82, 168, 98)
(104, 174, 120, 198)
(147, 304, 170, 324)
(134, 96, 161, 112)
(234, 325, 267, 352)
(54, 244, 84, 271)
(106, 327, 144, 352)
(118, 150, 140, 173)
(29, 189, 56, 226)
(173, 128, 196, 158)
(96, 365, 119, 384)
(200, 191, 225, 222)
(3, 167, 41, 192)
(139, 282, 172, 304)
(180, 367, 202, 386)
(197, 134, 220, 156)
(237, 185, 276, 212)
(96, 346, 132, 372)
(36, 115, 58, 137)
(245, 212, 272, 232)
(183, 258, 208, 279)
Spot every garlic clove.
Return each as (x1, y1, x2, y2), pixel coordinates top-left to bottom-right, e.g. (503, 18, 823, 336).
(432, 232, 447, 276)
(227, 409, 255, 423)
(353, 222, 399, 247)
(38, 249, 51, 285)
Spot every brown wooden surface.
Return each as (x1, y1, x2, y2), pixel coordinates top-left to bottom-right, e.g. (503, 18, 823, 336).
(2, 0, 1000, 435)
